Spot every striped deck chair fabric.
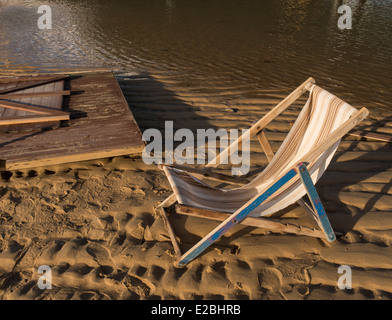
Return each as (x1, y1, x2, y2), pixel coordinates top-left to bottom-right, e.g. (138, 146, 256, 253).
(162, 85, 358, 218)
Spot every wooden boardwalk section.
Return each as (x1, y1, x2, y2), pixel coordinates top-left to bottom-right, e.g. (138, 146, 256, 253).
(0, 71, 144, 170)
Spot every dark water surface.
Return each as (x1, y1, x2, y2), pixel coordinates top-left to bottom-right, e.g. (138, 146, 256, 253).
(0, 0, 391, 108)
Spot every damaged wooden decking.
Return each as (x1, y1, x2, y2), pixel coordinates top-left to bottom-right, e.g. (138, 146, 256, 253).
(0, 71, 145, 170)
(0, 75, 70, 132)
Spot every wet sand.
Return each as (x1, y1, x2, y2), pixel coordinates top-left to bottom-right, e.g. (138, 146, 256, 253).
(0, 72, 391, 300)
(1, 0, 392, 301)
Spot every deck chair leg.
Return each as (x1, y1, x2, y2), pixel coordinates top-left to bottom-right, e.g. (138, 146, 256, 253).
(295, 163, 336, 242)
(175, 166, 299, 267)
(158, 207, 182, 258)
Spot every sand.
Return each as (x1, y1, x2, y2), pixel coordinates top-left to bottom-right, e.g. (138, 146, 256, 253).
(0, 72, 392, 300)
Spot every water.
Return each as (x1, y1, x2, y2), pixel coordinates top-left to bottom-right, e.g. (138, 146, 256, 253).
(1, 0, 392, 108)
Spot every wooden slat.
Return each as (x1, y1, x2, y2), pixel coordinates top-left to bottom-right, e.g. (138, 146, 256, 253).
(257, 129, 275, 161)
(348, 130, 392, 142)
(0, 81, 19, 93)
(0, 100, 69, 116)
(176, 204, 326, 239)
(0, 75, 69, 83)
(0, 127, 140, 158)
(0, 75, 69, 95)
(3, 145, 142, 170)
(0, 114, 69, 126)
(158, 207, 182, 258)
(0, 90, 71, 99)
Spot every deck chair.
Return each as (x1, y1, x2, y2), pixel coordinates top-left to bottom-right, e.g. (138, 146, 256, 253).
(157, 77, 369, 267)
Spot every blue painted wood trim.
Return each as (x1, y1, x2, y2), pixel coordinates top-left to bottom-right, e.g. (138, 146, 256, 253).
(295, 163, 336, 242)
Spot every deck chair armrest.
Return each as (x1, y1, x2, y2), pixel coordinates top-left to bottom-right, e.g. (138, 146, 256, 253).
(158, 163, 249, 186)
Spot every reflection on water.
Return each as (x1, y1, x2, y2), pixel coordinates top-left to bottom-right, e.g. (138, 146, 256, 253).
(0, 0, 391, 107)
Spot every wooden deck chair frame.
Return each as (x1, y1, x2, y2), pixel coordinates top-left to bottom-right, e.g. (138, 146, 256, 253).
(157, 77, 369, 268)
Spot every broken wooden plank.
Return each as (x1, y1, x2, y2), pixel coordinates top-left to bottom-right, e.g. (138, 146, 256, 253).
(0, 75, 69, 95)
(0, 100, 69, 116)
(0, 90, 71, 99)
(0, 114, 69, 126)
(0, 75, 69, 83)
